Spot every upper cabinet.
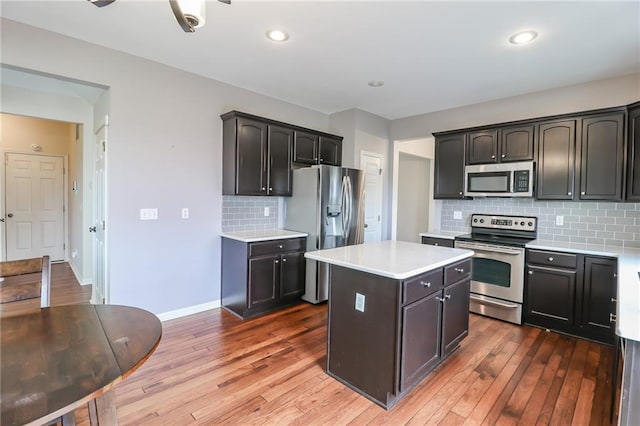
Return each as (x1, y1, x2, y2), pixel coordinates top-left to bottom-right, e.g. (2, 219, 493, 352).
(578, 112, 625, 201)
(222, 111, 342, 196)
(293, 132, 342, 166)
(626, 102, 640, 201)
(467, 125, 534, 164)
(536, 120, 576, 200)
(434, 133, 466, 199)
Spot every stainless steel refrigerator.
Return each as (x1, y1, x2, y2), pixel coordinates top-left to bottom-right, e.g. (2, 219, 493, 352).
(284, 165, 365, 304)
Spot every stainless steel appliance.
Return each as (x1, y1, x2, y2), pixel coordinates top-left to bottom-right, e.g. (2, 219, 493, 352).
(284, 165, 365, 304)
(454, 213, 537, 324)
(464, 161, 534, 197)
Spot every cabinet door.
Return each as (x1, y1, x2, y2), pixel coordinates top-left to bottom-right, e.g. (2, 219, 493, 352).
(578, 113, 625, 201)
(400, 292, 442, 392)
(581, 257, 617, 343)
(434, 133, 466, 199)
(467, 130, 498, 164)
(280, 251, 305, 299)
(248, 255, 278, 309)
(627, 105, 640, 201)
(293, 131, 319, 164)
(420, 236, 454, 248)
(500, 125, 534, 162)
(441, 279, 470, 357)
(536, 120, 576, 200)
(236, 118, 268, 195)
(525, 265, 576, 332)
(268, 125, 293, 196)
(319, 136, 342, 166)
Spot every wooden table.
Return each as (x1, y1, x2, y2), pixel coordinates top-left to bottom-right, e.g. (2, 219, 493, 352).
(0, 304, 162, 426)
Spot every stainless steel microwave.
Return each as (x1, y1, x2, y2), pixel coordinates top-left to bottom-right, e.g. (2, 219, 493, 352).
(464, 161, 534, 197)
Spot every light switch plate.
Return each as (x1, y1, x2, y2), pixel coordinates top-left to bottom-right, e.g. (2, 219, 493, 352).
(181, 208, 189, 219)
(556, 215, 564, 226)
(140, 208, 158, 220)
(355, 292, 365, 312)
(264, 207, 269, 217)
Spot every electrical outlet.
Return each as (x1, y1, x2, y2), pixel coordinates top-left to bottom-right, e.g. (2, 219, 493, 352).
(556, 215, 564, 226)
(140, 208, 158, 220)
(264, 207, 269, 217)
(355, 293, 365, 312)
(181, 208, 189, 219)
(453, 211, 462, 220)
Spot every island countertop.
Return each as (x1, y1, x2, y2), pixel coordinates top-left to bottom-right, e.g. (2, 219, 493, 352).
(304, 240, 474, 280)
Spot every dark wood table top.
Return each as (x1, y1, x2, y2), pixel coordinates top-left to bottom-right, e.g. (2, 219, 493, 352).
(0, 304, 162, 426)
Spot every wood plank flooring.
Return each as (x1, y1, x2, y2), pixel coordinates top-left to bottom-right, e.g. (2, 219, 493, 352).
(29, 263, 618, 424)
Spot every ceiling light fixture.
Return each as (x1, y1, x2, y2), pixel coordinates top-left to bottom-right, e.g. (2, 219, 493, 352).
(368, 80, 384, 88)
(266, 29, 290, 42)
(509, 30, 538, 45)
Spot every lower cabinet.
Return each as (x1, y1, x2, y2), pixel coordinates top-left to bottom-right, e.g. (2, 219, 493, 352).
(420, 236, 455, 248)
(525, 249, 617, 344)
(222, 237, 305, 319)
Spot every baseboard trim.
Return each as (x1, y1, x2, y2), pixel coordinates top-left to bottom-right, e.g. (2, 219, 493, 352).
(68, 261, 92, 286)
(157, 300, 221, 322)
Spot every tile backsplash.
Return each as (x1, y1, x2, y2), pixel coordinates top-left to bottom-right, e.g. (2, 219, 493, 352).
(222, 196, 279, 232)
(440, 199, 640, 248)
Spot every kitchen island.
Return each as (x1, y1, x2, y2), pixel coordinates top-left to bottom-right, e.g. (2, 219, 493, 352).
(305, 240, 474, 409)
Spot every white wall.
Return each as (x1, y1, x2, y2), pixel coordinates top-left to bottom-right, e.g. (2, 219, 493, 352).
(396, 153, 429, 242)
(1, 18, 332, 315)
(390, 73, 640, 141)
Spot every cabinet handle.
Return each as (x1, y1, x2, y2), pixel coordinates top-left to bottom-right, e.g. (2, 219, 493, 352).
(436, 297, 445, 302)
(581, 191, 585, 195)
(274, 260, 279, 264)
(262, 187, 266, 191)
(459, 191, 463, 195)
(454, 267, 465, 273)
(420, 281, 431, 288)
(434, 243, 439, 246)
(611, 297, 617, 303)
(501, 154, 506, 158)
(491, 155, 495, 159)
(282, 258, 287, 262)
(445, 294, 451, 300)
(278, 244, 283, 249)
(568, 192, 572, 196)
(548, 257, 554, 262)
(528, 270, 533, 275)
(610, 313, 617, 323)
(269, 187, 273, 191)
(613, 273, 617, 278)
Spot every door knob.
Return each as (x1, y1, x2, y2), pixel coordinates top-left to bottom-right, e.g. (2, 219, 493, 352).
(89, 226, 97, 232)
(7, 213, 13, 218)
(364, 224, 369, 228)
(0, 218, 4, 222)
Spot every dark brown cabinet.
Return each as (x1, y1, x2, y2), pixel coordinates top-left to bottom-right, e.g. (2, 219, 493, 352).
(578, 112, 625, 201)
(441, 277, 470, 357)
(536, 120, 577, 200)
(293, 132, 342, 166)
(467, 130, 498, 164)
(267, 125, 294, 196)
(420, 236, 454, 248)
(222, 236, 306, 319)
(627, 102, 640, 201)
(434, 133, 466, 199)
(525, 249, 617, 344)
(500, 124, 535, 162)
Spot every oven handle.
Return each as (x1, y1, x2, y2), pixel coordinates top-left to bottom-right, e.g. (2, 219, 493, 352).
(470, 294, 519, 309)
(455, 241, 522, 255)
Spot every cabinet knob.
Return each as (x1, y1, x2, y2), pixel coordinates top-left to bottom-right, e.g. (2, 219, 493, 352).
(501, 154, 506, 158)
(275, 260, 279, 264)
(528, 270, 533, 275)
(568, 192, 572, 196)
(445, 294, 451, 300)
(269, 187, 273, 191)
(262, 187, 266, 191)
(610, 313, 617, 323)
(548, 257, 554, 262)
(581, 191, 585, 195)
(282, 258, 287, 262)
(611, 297, 617, 302)
(434, 243, 439, 246)
(614, 273, 617, 278)
(459, 191, 463, 195)
(420, 281, 431, 288)
(491, 155, 495, 159)
(278, 244, 283, 249)
(454, 267, 464, 273)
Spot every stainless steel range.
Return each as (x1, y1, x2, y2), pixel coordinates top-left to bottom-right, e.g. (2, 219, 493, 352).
(454, 214, 537, 325)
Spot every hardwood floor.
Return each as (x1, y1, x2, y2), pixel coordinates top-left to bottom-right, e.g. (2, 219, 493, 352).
(33, 264, 618, 425)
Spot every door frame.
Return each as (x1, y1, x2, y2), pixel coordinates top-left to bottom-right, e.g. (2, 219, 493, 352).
(1, 150, 69, 262)
(360, 150, 384, 242)
(91, 116, 109, 304)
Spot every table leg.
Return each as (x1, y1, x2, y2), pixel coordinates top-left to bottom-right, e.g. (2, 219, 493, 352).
(88, 389, 118, 426)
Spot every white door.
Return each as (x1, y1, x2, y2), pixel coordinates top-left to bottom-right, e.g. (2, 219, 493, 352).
(360, 151, 383, 242)
(5, 153, 65, 261)
(92, 118, 108, 304)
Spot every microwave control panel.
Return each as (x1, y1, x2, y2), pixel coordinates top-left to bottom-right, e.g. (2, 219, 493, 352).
(513, 170, 530, 192)
(470, 214, 537, 232)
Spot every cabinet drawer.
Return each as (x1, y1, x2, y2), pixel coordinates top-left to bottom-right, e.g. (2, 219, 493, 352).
(421, 236, 454, 248)
(445, 259, 471, 285)
(403, 269, 443, 305)
(249, 237, 306, 257)
(528, 249, 577, 269)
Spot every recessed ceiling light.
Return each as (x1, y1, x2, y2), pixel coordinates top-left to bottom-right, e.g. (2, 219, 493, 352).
(509, 30, 538, 45)
(266, 29, 289, 42)
(368, 80, 384, 88)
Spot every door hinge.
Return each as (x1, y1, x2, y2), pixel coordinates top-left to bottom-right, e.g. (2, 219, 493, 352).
(63, 243, 66, 250)
(102, 220, 106, 231)
(379, 168, 382, 175)
(378, 215, 381, 221)
(102, 141, 106, 153)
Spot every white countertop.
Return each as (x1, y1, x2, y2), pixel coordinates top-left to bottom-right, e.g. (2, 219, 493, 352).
(419, 230, 467, 240)
(304, 240, 474, 280)
(527, 239, 640, 342)
(220, 229, 308, 243)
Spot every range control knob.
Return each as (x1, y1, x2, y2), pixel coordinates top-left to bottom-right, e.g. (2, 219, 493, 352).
(473, 218, 478, 223)
(528, 221, 533, 226)
(479, 219, 484, 223)
(520, 221, 525, 226)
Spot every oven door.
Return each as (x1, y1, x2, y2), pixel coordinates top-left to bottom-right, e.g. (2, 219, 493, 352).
(454, 241, 525, 303)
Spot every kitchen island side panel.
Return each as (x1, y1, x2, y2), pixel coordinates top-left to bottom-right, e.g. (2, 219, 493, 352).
(327, 265, 400, 407)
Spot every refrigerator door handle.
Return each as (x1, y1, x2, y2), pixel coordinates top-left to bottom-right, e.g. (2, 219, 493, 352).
(344, 176, 353, 242)
(340, 176, 348, 238)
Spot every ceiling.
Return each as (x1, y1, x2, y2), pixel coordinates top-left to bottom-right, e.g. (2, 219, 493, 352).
(1, 1, 638, 120)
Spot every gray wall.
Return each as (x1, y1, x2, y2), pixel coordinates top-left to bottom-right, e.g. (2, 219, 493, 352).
(397, 153, 429, 242)
(440, 199, 640, 249)
(1, 19, 332, 315)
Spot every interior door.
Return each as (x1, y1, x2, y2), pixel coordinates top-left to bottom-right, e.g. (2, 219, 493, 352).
(5, 152, 64, 261)
(360, 152, 383, 242)
(92, 119, 108, 304)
